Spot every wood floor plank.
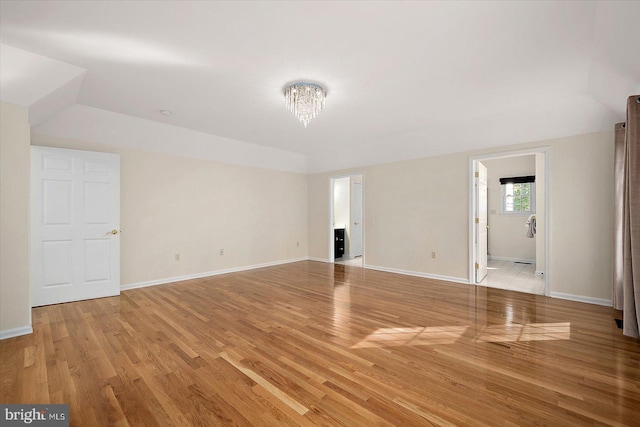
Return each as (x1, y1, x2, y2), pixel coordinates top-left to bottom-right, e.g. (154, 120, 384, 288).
(219, 351, 309, 416)
(1, 261, 639, 426)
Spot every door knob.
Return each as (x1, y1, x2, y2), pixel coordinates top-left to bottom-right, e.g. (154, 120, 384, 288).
(107, 229, 119, 235)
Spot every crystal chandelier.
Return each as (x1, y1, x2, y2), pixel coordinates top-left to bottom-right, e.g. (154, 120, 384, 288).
(284, 82, 326, 127)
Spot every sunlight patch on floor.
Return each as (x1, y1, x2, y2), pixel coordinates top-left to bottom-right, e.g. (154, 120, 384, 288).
(475, 322, 571, 343)
(351, 322, 570, 349)
(351, 326, 469, 348)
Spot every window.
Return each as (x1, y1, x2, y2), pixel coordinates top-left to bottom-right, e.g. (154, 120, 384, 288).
(500, 176, 535, 214)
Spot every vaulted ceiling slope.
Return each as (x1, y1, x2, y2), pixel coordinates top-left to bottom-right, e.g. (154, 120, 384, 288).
(1, 1, 638, 173)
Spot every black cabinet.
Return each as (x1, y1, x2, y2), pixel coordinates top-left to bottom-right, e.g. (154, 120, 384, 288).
(334, 228, 345, 259)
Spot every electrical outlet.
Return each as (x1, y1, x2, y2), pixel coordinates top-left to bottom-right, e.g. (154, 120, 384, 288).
(431, 251, 437, 259)
(175, 254, 181, 261)
(219, 248, 224, 256)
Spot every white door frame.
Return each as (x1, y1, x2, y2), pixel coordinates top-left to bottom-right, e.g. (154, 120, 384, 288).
(328, 173, 365, 263)
(468, 147, 550, 296)
(349, 179, 364, 258)
(476, 161, 488, 283)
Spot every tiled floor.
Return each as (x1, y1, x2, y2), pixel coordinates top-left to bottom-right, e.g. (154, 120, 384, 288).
(479, 258, 545, 295)
(336, 256, 544, 295)
(335, 256, 363, 267)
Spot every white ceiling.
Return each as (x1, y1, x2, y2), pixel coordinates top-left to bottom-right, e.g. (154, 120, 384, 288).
(1, 1, 638, 173)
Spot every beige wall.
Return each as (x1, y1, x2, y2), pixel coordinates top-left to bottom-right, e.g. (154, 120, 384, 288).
(333, 177, 350, 229)
(309, 155, 469, 281)
(308, 131, 614, 302)
(548, 132, 613, 300)
(32, 135, 308, 287)
(0, 102, 31, 336)
(483, 156, 536, 261)
(0, 121, 614, 338)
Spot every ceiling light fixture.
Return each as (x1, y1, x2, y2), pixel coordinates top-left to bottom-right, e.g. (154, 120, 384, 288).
(284, 82, 326, 127)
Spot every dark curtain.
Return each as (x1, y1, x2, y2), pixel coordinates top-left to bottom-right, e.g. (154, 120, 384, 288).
(615, 95, 640, 338)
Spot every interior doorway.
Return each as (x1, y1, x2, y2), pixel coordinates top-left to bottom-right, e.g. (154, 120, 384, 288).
(329, 174, 364, 267)
(470, 148, 549, 296)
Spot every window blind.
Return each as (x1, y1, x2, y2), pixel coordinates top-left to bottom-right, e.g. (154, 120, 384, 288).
(499, 175, 535, 185)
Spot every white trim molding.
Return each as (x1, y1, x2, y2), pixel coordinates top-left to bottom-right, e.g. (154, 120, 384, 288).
(0, 325, 33, 340)
(121, 257, 308, 291)
(550, 292, 612, 307)
(489, 255, 536, 264)
(364, 264, 468, 285)
(308, 257, 331, 263)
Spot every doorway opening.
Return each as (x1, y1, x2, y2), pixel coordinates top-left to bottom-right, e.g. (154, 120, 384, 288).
(469, 148, 549, 296)
(329, 174, 364, 267)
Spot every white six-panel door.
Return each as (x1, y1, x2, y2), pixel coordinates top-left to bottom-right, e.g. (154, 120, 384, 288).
(31, 146, 120, 307)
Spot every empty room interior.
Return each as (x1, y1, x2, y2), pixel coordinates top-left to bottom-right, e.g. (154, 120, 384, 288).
(1, 1, 639, 426)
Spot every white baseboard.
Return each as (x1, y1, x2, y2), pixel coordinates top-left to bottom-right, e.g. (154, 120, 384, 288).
(550, 292, 612, 307)
(489, 255, 536, 264)
(364, 264, 468, 285)
(121, 258, 608, 310)
(0, 325, 33, 340)
(121, 257, 308, 291)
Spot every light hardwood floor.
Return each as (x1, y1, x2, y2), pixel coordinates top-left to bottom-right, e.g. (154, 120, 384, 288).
(1, 261, 638, 426)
